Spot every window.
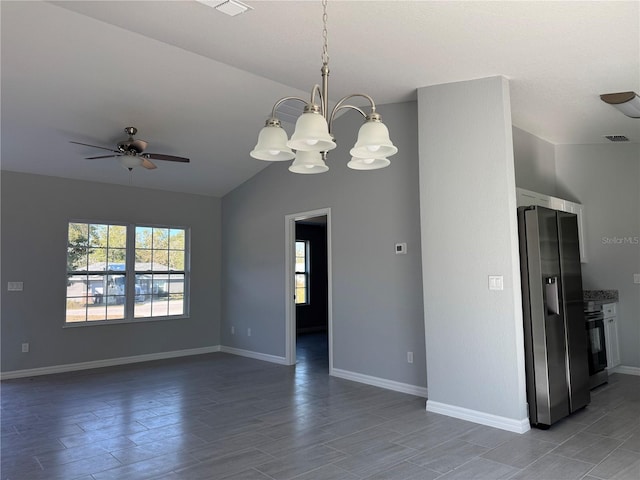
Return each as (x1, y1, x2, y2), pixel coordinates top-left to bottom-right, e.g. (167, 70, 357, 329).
(134, 226, 186, 319)
(66, 221, 189, 324)
(295, 240, 309, 305)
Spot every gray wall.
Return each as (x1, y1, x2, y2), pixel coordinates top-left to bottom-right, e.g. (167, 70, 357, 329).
(1, 171, 221, 372)
(555, 143, 640, 368)
(221, 101, 426, 388)
(512, 126, 557, 196)
(418, 77, 528, 423)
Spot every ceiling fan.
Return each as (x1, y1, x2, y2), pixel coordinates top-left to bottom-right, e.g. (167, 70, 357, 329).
(70, 127, 190, 170)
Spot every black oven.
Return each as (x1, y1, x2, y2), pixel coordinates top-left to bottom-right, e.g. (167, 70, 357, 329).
(585, 309, 608, 388)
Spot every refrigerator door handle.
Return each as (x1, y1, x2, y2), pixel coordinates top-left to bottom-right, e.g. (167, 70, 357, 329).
(545, 276, 560, 315)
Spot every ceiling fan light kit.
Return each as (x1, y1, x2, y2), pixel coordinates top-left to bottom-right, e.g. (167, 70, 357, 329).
(600, 91, 640, 118)
(250, 0, 397, 174)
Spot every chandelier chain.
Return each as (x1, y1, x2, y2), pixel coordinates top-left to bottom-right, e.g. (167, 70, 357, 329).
(322, 0, 329, 64)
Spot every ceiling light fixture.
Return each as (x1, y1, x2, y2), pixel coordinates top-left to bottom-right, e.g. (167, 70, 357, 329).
(250, 0, 397, 174)
(196, 1, 253, 17)
(600, 91, 640, 118)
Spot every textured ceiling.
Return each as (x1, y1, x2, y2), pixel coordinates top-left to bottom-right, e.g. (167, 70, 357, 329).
(2, 1, 638, 196)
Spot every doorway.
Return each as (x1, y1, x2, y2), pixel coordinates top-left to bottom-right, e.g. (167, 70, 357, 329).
(285, 208, 332, 372)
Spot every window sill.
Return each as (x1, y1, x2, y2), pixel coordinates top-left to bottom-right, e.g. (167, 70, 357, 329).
(63, 314, 189, 328)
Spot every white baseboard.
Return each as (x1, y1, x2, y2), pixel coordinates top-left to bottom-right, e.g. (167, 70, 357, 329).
(219, 346, 288, 365)
(0, 346, 221, 380)
(610, 365, 640, 376)
(426, 400, 530, 434)
(331, 368, 428, 398)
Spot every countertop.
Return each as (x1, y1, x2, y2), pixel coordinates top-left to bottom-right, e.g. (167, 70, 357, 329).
(583, 289, 619, 302)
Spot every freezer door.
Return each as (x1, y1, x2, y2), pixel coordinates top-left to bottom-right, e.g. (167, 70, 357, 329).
(522, 207, 570, 426)
(557, 212, 591, 411)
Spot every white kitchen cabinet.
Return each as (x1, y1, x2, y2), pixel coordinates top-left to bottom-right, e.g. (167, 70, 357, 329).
(549, 196, 566, 211)
(516, 188, 551, 208)
(603, 303, 621, 369)
(515, 188, 587, 263)
(562, 201, 587, 263)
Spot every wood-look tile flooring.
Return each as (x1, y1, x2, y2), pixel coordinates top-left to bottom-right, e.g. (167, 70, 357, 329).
(2, 335, 639, 479)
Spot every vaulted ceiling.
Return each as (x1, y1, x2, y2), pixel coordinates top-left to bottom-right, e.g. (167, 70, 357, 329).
(2, 1, 638, 196)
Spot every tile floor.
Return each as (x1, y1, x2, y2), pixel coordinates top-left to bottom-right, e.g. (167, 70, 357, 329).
(1, 334, 639, 480)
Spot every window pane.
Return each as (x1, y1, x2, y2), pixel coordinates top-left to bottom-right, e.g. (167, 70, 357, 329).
(295, 273, 306, 289)
(69, 222, 89, 241)
(108, 225, 127, 248)
(67, 275, 88, 299)
(136, 226, 153, 249)
(67, 246, 88, 271)
(66, 298, 87, 323)
(169, 251, 184, 271)
(153, 228, 169, 249)
(87, 304, 107, 321)
(295, 241, 305, 256)
(88, 248, 107, 270)
(295, 258, 306, 273)
(108, 248, 126, 270)
(169, 295, 184, 316)
(153, 277, 168, 297)
(89, 224, 108, 247)
(169, 229, 185, 250)
(135, 249, 153, 270)
(106, 274, 126, 297)
(168, 274, 184, 294)
(151, 298, 169, 317)
(295, 288, 306, 304)
(107, 306, 124, 320)
(152, 250, 169, 270)
(134, 295, 153, 318)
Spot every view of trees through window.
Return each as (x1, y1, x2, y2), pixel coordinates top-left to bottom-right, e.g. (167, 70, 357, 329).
(134, 226, 186, 319)
(66, 222, 188, 324)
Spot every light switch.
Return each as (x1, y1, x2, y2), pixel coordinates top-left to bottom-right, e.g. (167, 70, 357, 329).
(634, 274, 640, 284)
(8, 282, 23, 291)
(395, 243, 407, 255)
(489, 275, 504, 291)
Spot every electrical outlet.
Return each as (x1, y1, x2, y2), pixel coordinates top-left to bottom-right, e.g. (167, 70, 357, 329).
(634, 274, 640, 284)
(8, 282, 23, 291)
(247, 328, 251, 337)
(231, 326, 235, 335)
(21, 343, 29, 353)
(407, 351, 413, 364)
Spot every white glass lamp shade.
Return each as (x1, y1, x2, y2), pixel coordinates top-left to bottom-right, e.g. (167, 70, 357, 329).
(250, 125, 295, 161)
(350, 120, 398, 159)
(119, 154, 143, 169)
(347, 156, 390, 170)
(288, 151, 329, 174)
(287, 111, 336, 152)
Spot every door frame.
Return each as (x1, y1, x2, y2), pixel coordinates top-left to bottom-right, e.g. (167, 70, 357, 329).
(284, 207, 333, 372)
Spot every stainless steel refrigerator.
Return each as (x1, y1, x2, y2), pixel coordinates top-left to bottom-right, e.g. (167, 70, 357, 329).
(518, 206, 590, 428)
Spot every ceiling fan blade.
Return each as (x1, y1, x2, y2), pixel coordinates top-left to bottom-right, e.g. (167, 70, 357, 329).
(86, 154, 121, 160)
(70, 141, 119, 153)
(144, 153, 190, 163)
(142, 158, 157, 170)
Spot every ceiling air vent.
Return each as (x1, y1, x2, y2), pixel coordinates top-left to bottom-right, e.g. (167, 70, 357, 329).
(604, 135, 630, 142)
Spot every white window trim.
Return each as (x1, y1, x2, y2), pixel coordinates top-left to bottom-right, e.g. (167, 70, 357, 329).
(65, 220, 191, 327)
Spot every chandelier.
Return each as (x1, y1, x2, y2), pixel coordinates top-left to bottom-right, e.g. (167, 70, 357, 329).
(250, 0, 397, 174)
